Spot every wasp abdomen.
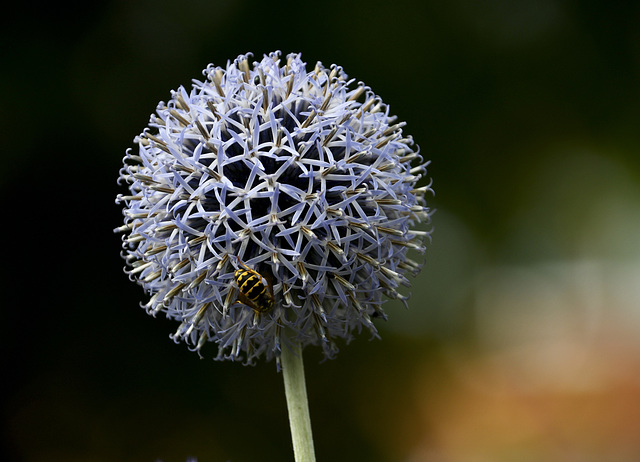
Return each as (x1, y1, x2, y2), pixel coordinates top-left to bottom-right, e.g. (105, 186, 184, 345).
(233, 260, 274, 313)
(235, 269, 267, 299)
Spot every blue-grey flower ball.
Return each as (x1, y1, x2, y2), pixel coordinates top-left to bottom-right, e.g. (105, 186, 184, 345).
(116, 52, 433, 364)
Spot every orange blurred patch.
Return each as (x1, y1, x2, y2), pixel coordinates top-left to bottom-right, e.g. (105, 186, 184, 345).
(409, 330, 640, 462)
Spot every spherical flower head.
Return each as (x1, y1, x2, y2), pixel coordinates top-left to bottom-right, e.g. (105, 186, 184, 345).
(116, 52, 433, 365)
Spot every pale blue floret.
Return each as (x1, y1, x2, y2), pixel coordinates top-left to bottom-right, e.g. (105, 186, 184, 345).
(116, 51, 433, 364)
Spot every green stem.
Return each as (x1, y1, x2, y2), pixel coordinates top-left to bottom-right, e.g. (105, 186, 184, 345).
(281, 342, 316, 462)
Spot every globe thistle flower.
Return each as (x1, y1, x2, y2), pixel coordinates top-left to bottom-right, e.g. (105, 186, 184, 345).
(116, 51, 432, 365)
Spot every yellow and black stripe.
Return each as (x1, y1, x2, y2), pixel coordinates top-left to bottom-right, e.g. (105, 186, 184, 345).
(234, 258, 274, 313)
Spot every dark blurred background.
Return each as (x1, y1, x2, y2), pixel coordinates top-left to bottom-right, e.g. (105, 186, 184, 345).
(3, 1, 640, 461)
